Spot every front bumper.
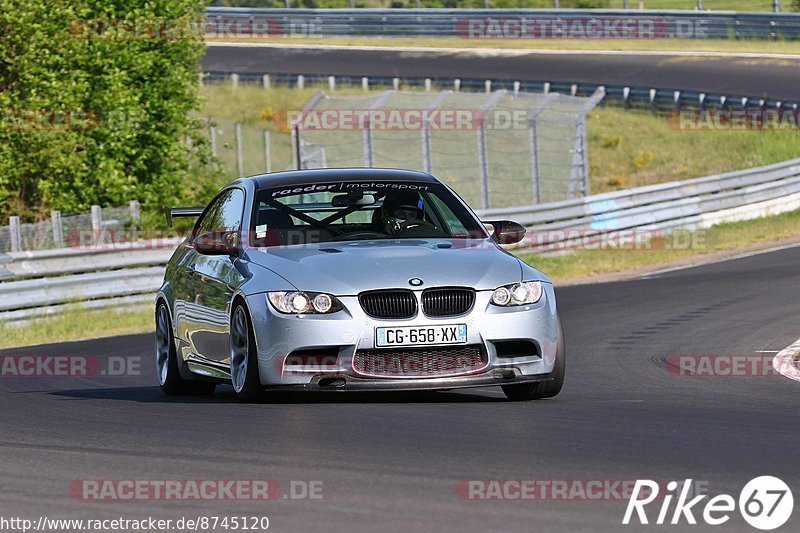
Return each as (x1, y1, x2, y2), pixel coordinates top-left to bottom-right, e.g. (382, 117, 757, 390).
(245, 284, 558, 391)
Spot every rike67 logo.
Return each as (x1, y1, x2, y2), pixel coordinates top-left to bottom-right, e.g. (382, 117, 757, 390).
(623, 476, 793, 530)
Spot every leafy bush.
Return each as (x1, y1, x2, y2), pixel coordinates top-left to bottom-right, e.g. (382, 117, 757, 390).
(0, 0, 210, 222)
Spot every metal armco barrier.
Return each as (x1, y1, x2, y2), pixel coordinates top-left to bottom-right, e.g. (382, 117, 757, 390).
(2, 158, 800, 320)
(204, 8, 800, 40)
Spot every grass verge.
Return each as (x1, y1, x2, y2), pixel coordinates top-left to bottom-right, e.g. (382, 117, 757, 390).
(212, 36, 800, 56)
(0, 305, 153, 350)
(520, 207, 800, 281)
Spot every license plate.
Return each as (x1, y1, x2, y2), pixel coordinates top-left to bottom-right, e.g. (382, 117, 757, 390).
(375, 324, 467, 348)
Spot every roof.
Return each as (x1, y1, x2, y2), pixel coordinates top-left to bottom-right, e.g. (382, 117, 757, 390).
(247, 168, 440, 190)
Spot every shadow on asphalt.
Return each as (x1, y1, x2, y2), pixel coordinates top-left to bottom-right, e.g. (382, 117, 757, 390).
(47, 386, 507, 404)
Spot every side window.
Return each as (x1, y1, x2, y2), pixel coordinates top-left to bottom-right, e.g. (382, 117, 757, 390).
(193, 189, 245, 239)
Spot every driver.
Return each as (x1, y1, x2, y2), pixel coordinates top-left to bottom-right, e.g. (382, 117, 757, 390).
(379, 191, 425, 236)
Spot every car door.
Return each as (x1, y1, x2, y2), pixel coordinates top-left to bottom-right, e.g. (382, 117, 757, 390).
(180, 188, 247, 364)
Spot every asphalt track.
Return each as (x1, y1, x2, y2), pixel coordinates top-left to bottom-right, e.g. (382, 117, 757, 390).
(1, 245, 799, 532)
(202, 44, 800, 101)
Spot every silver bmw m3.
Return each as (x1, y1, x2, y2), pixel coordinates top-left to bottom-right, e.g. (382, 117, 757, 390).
(155, 168, 565, 402)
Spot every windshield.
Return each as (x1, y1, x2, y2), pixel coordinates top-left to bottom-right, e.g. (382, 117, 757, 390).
(249, 180, 487, 247)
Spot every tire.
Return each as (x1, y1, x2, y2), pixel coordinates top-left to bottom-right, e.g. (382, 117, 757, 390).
(502, 315, 565, 401)
(230, 303, 264, 403)
(155, 302, 216, 396)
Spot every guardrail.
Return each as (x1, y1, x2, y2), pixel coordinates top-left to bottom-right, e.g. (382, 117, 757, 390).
(205, 7, 800, 40)
(2, 157, 800, 321)
(206, 71, 800, 113)
(476, 157, 800, 249)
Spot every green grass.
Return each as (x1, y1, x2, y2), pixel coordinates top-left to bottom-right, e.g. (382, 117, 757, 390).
(0, 305, 153, 350)
(520, 207, 800, 281)
(219, 36, 800, 55)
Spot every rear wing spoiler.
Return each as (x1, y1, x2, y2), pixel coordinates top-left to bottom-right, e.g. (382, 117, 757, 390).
(165, 207, 205, 227)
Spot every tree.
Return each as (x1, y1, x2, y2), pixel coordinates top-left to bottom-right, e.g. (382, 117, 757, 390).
(0, 0, 207, 221)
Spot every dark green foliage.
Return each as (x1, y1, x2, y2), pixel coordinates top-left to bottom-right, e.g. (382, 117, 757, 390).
(0, 0, 210, 221)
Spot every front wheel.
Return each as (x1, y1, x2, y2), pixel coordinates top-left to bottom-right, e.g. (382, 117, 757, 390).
(230, 303, 264, 402)
(155, 302, 216, 396)
(502, 315, 565, 401)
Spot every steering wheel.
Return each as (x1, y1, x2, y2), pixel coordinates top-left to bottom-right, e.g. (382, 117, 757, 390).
(399, 219, 435, 231)
(332, 231, 389, 242)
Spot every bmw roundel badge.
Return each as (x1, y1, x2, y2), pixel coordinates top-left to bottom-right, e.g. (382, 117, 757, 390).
(409, 278, 423, 287)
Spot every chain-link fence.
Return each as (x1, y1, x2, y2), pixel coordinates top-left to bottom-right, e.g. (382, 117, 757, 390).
(291, 89, 603, 209)
(0, 203, 140, 253)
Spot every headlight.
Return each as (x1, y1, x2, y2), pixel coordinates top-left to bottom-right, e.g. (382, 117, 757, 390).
(491, 281, 543, 306)
(268, 291, 343, 314)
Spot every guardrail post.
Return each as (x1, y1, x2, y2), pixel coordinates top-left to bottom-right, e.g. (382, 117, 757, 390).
(9, 216, 22, 252)
(91, 205, 102, 246)
(235, 122, 244, 178)
(129, 201, 140, 227)
(262, 74, 270, 89)
(51, 211, 64, 248)
(264, 129, 272, 173)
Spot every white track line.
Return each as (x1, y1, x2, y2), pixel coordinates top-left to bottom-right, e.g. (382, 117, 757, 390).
(639, 241, 800, 279)
(205, 41, 800, 60)
(773, 338, 800, 383)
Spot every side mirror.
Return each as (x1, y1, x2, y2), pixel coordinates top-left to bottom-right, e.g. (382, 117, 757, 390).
(485, 220, 526, 245)
(193, 231, 240, 255)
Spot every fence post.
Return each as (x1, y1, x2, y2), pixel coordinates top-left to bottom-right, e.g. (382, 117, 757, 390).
(231, 73, 239, 89)
(129, 200, 140, 227)
(235, 122, 244, 177)
(363, 123, 374, 168)
(477, 123, 490, 209)
(91, 205, 102, 246)
(392, 77, 400, 90)
(291, 125, 300, 170)
(424, 78, 432, 92)
(210, 124, 218, 157)
(528, 94, 556, 204)
(421, 122, 432, 174)
(262, 74, 270, 89)
(297, 75, 305, 90)
(454, 78, 461, 92)
(264, 129, 272, 173)
(362, 77, 369, 91)
(328, 75, 336, 92)
(9, 216, 22, 252)
(51, 211, 64, 248)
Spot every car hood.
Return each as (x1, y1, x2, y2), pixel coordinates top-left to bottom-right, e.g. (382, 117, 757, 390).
(245, 239, 542, 295)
